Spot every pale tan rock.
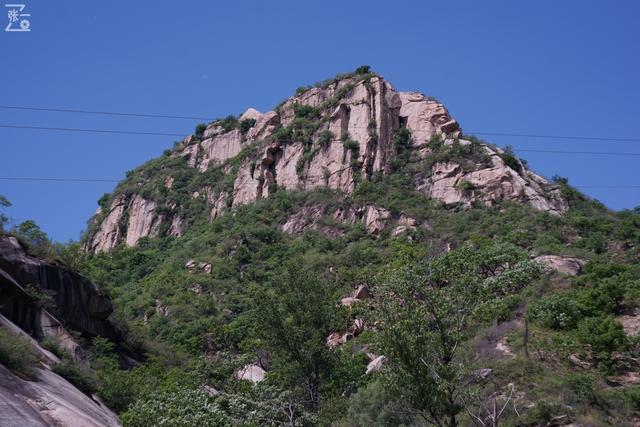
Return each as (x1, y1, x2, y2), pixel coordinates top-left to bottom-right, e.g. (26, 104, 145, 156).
(399, 92, 460, 148)
(366, 355, 386, 374)
(168, 216, 183, 237)
(240, 107, 263, 122)
(179, 140, 200, 168)
(247, 111, 279, 141)
(617, 310, 640, 336)
(351, 318, 365, 335)
(363, 205, 391, 234)
(417, 145, 568, 214)
(199, 129, 243, 171)
(164, 176, 174, 189)
(210, 191, 229, 220)
(198, 262, 212, 274)
(233, 158, 262, 207)
(234, 364, 266, 383)
(340, 297, 360, 306)
(89, 197, 125, 253)
(125, 195, 158, 247)
(534, 255, 586, 276)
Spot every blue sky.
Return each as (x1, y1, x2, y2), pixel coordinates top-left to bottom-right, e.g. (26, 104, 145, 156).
(1, 1, 639, 242)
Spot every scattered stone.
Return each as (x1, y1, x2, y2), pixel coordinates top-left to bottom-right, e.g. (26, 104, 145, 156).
(352, 285, 371, 300)
(202, 385, 220, 397)
(366, 355, 386, 374)
(475, 368, 493, 379)
(340, 297, 360, 307)
(568, 354, 591, 369)
(495, 337, 514, 358)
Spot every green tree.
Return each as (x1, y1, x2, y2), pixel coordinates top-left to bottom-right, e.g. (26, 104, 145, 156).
(251, 264, 340, 409)
(372, 243, 543, 427)
(16, 220, 50, 255)
(0, 195, 10, 232)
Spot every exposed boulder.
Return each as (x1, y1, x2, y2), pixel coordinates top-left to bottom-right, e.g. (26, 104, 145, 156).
(399, 91, 460, 149)
(363, 205, 391, 234)
(534, 255, 586, 276)
(366, 355, 386, 374)
(234, 364, 266, 383)
(352, 285, 371, 300)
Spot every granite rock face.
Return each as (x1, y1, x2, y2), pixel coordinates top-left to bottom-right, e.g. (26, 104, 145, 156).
(0, 236, 119, 342)
(86, 72, 567, 252)
(0, 314, 120, 427)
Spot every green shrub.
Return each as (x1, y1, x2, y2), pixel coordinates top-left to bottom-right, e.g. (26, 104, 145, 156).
(529, 292, 582, 330)
(238, 118, 256, 135)
(354, 65, 371, 75)
(500, 145, 522, 173)
(575, 316, 628, 372)
(0, 328, 38, 378)
(218, 115, 238, 132)
(194, 123, 207, 138)
(317, 130, 334, 148)
(53, 360, 97, 396)
(40, 336, 64, 358)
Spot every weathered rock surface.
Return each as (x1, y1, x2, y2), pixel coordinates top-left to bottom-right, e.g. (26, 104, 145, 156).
(534, 255, 586, 276)
(0, 363, 120, 427)
(415, 147, 568, 214)
(234, 364, 266, 383)
(0, 236, 120, 342)
(366, 355, 385, 374)
(280, 204, 404, 238)
(87, 72, 569, 252)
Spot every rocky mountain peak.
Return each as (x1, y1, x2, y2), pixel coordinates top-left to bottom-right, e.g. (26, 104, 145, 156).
(86, 69, 567, 253)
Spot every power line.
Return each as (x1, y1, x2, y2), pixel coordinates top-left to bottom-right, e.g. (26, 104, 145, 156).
(470, 132, 640, 143)
(1, 176, 639, 189)
(3, 124, 639, 157)
(516, 148, 640, 157)
(0, 105, 212, 121)
(0, 124, 185, 137)
(0, 177, 120, 183)
(1, 104, 638, 144)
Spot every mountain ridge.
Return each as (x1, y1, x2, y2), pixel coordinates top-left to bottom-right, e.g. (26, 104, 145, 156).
(85, 68, 567, 253)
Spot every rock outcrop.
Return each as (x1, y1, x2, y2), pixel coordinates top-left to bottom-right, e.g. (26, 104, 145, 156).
(0, 236, 120, 342)
(534, 255, 586, 276)
(86, 71, 568, 252)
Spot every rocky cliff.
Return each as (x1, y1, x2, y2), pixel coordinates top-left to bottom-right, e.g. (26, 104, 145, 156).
(86, 69, 567, 252)
(0, 236, 120, 348)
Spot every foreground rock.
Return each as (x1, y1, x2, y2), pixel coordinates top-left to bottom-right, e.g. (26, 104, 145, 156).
(0, 313, 120, 427)
(0, 236, 120, 343)
(0, 364, 120, 427)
